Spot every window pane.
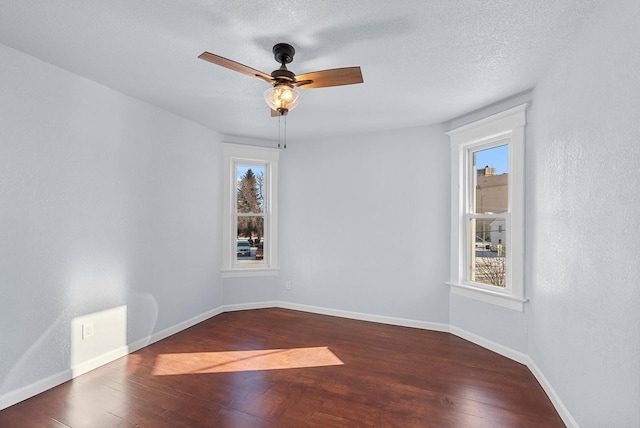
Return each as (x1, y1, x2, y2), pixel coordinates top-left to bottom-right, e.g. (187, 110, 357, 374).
(236, 165, 265, 214)
(237, 215, 264, 265)
(255, 239, 265, 262)
(473, 145, 508, 214)
(469, 217, 506, 288)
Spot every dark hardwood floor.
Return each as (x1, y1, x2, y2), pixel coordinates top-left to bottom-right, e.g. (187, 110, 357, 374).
(0, 308, 564, 427)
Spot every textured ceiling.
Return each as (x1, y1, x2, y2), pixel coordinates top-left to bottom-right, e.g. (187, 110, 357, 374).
(0, 0, 600, 141)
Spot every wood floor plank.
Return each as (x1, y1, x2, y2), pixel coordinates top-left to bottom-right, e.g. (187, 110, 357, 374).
(0, 308, 564, 427)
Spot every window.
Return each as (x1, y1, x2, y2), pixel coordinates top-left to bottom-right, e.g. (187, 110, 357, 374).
(446, 104, 527, 311)
(222, 143, 279, 277)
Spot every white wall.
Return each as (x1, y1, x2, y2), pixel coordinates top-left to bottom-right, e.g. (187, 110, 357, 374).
(277, 126, 451, 324)
(3, 1, 639, 423)
(0, 44, 224, 401)
(447, 2, 640, 424)
(223, 276, 280, 306)
(526, 1, 640, 426)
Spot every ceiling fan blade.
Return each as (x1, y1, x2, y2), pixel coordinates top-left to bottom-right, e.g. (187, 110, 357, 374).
(198, 52, 273, 83)
(295, 67, 363, 89)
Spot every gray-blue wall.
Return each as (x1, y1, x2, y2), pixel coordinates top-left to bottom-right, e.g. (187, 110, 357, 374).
(0, 43, 225, 398)
(2, 1, 639, 424)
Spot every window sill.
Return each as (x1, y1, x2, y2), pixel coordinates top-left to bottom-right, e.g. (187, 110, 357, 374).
(446, 281, 528, 312)
(221, 267, 280, 278)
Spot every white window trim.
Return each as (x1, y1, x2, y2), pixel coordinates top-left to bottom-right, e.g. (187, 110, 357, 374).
(446, 104, 528, 311)
(222, 143, 280, 278)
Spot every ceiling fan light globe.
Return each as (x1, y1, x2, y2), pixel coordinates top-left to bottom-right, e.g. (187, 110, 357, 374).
(264, 84, 300, 112)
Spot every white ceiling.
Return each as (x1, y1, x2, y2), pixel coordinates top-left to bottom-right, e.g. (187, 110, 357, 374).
(0, 0, 600, 141)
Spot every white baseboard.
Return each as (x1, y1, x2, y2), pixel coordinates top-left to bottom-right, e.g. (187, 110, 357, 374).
(0, 305, 225, 411)
(275, 301, 450, 332)
(128, 305, 224, 353)
(447, 325, 577, 427)
(448, 325, 529, 365)
(222, 301, 280, 313)
(525, 357, 578, 428)
(0, 300, 576, 428)
(0, 368, 72, 411)
(71, 346, 130, 378)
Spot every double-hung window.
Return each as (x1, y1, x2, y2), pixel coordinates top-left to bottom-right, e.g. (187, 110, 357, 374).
(222, 143, 279, 277)
(446, 104, 527, 311)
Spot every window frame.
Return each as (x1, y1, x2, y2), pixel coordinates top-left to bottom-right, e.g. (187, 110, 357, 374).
(446, 104, 528, 311)
(222, 143, 279, 277)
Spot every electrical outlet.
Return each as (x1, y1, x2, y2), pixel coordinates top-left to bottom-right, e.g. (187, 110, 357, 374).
(82, 322, 94, 340)
(285, 281, 292, 290)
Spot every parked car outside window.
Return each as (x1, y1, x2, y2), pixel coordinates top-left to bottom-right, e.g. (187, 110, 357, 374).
(237, 240, 251, 257)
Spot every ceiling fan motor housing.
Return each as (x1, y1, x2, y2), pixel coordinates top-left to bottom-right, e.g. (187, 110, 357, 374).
(273, 43, 295, 65)
(271, 44, 297, 84)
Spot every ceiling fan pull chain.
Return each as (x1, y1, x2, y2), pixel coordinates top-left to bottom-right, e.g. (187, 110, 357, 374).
(278, 114, 281, 148)
(284, 115, 287, 149)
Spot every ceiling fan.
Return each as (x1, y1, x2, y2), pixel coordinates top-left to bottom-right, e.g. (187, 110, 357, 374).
(198, 43, 363, 116)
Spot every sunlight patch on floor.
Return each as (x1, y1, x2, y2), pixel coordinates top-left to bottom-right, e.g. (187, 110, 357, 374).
(152, 346, 344, 375)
